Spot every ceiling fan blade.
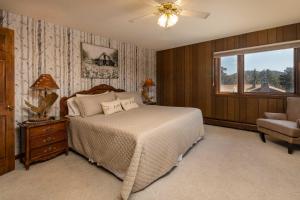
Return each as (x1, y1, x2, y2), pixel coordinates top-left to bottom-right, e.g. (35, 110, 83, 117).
(181, 10, 210, 19)
(143, 0, 161, 6)
(129, 13, 156, 23)
(174, 0, 184, 6)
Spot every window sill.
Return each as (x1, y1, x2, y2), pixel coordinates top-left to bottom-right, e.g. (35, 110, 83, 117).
(215, 92, 297, 98)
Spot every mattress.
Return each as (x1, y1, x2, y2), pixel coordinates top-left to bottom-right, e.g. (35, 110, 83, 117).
(68, 105, 204, 200)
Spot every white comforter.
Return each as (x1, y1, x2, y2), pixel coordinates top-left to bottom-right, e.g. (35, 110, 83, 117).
(68, 105, 204, 199)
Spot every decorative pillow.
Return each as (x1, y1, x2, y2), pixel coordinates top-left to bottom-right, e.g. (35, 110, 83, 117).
(120, 97, 139, 111)
(76, 91, 109, 97)
(115, 92, 143, 105)
(75, 92, 115, 117)
(67, 97, 80, 116)
(101, 99, 123, 115)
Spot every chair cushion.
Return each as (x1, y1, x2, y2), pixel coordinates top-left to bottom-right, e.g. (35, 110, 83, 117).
(257, 118, 300, 137)
(264, 112, 287, 120)
(286, 97, 300, 122)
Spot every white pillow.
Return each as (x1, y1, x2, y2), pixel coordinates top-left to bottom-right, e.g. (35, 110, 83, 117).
(101, 99, 123, 115)
(120, 97, 139, 111)
(75, 92, 115, 117)
(67, 92, 111, 117)
(115, 92, 143, 105)
(67, 97, 80, 116)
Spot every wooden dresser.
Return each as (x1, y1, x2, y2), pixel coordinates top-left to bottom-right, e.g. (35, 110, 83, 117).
(19, 118, 69, 170)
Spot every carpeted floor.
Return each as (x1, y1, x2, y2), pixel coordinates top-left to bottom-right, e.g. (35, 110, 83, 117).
(1, 125, 299, 200)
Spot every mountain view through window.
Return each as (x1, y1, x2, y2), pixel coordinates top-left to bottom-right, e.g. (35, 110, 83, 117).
(244, 48, 294, 93)
(219, 48, 294, 94)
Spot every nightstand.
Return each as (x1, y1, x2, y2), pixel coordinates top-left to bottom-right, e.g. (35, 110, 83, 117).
(143, 101, 157, 105)
(18, 118, 69, 170)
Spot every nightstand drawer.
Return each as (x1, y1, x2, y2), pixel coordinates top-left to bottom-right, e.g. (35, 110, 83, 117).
(30, 122, 65, 137)
(31, 141, 66, 159)
(30, 131, 66, 149)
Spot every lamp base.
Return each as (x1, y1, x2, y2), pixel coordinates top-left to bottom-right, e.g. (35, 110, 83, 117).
(27, 116, 49, 122)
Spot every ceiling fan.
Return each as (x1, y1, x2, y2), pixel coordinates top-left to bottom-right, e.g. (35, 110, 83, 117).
(129, 0, 210, 28)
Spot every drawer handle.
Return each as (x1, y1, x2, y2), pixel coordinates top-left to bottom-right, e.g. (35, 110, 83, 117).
(43, 127, 53, 132)
(43, 137, 55, 143)
(43, 146, 57, 153)
(48, 146, 57, 151)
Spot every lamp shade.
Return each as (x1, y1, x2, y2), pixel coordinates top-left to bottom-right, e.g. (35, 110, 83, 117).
(157, 14, 178, 28)
(143, 79, 155, 87)
(30, 74, 59, 90)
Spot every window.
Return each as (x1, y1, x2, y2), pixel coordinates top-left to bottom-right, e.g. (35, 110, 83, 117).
(220, 56, 238, 93)
(215, 46, 297, 95)
(244, 49, 294, 93)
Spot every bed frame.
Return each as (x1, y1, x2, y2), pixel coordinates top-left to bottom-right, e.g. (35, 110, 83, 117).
(60, 84, 125, 117)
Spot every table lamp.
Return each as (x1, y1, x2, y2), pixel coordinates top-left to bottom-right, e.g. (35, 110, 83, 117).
(142, 78, 155, 103)
(25, 74, 59, 121)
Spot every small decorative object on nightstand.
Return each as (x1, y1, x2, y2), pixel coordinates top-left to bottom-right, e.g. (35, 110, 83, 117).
(18, 118, 69, 170)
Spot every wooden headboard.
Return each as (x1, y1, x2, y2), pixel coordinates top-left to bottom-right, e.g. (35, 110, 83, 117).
(60, 84, 125, 117)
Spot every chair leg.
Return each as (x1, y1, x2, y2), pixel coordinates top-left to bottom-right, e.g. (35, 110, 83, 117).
(259, 132, 266, 143)
(288, 143, 294, 154)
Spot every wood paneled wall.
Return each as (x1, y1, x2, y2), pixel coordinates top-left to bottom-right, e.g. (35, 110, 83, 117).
(157, 23, 300, 130)
(157, 42, 213, 117)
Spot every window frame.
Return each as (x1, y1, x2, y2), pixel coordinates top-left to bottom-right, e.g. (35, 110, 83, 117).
(216, 55, 239, 94)
(214, 48, 299, 97)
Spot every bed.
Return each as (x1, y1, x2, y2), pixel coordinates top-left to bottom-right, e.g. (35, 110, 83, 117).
(60, 84, 205, 200)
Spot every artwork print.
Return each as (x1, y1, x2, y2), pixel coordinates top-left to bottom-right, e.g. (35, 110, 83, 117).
(81, 43, 119, 79)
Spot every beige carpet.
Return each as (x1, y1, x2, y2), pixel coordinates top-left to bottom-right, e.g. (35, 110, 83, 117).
(0, 125, 299, 200)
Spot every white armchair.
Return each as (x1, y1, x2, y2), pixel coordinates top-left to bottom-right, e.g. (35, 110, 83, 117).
(257, 97, 300, 154)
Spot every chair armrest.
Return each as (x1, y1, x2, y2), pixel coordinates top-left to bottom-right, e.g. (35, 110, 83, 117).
(297, 119, 300, 128)
(264, 112, 287, 120)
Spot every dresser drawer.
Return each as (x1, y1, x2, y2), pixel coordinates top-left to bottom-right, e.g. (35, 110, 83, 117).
(31, 141, 67, 159)
(30, 122, 66, 137)
(30, 131, 66, 149)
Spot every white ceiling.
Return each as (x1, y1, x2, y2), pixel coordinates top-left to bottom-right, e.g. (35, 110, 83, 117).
(1, 0, 300, 50)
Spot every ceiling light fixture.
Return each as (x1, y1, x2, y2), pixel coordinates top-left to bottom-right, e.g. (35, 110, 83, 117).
(157, 2, 181, 28)
(129, 0, 210, 29)
(157, 13, 178, 28)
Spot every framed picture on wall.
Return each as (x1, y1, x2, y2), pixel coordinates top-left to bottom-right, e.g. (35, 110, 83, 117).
(81, 43, 119, 79)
